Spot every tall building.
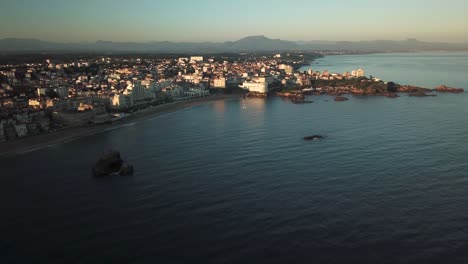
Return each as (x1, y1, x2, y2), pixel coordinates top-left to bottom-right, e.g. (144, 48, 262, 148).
(126, 81, 154, 101)
(279, 64, 294, 75)
(351, 68, 365, 77)
(111, 94, 133, 110)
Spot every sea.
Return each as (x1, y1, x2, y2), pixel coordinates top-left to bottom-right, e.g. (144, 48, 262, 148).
(1, 52, 468, 264)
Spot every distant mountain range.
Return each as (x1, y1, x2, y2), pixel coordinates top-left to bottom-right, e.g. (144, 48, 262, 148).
(1, 35, 467, 54)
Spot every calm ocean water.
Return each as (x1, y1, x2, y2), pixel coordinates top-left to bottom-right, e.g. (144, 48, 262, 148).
(1, 52, 468, 263)
(300, 51, 468, 88)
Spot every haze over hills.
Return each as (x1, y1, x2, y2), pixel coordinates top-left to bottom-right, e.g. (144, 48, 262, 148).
(1, 35, 467, 54)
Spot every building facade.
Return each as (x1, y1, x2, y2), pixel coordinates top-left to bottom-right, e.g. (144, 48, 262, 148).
(240, 81, 268, 93)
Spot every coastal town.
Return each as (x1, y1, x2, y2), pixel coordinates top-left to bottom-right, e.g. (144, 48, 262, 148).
(0, 52, 464, 143)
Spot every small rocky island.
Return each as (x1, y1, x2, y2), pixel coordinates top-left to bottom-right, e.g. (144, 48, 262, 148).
(434, 85, 464, 93)
(275, 77, 464, 104)
(92, 150, 134, 177)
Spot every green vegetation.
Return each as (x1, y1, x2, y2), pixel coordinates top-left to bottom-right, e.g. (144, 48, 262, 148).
(387, 82, 398, 93)
(277, 77, 401, 94)
(311, 78, 390, 91)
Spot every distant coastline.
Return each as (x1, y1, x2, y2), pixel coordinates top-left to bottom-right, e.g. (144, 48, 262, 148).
(1, 36, 467, 54)
(0, 94, 240, 158)
(300, 51, 468, 89)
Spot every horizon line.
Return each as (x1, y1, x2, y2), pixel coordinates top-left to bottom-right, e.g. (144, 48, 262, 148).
(1, 36, 468, 44)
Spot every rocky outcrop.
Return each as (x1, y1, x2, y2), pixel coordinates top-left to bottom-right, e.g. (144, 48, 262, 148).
(304, 135, 325, 141)
(246, 92, 267, 98)
(334, 96, 349, 101)
(397, 85, 432, 93)
(92, 150, 134, 177)
(292, 100, 313, 104)
(350, 88, 364, 95)
(277, 91, 307, 104)
(409, 92, 437, 97)
(277, 91, 304, 99)
(119, 162, 134, 176)
(434, 85, 464, 93)
(384, 93, 399, 98)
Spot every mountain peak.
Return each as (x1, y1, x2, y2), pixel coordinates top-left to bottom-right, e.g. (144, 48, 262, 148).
(0, 37, 466, 53)
(238, 35, 271, 41)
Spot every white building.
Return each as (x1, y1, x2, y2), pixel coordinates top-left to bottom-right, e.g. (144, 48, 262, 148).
(212, 77, 226, 88)
(190, 56, 203, 63)
(351, 68, 365, 77)
(162, 85, 184, 98)
(111, 94, 133, 110)
(252, 76, 274, 85)
(126, 82, 154, 101)
(28, 99, 41, 108)
(37, 88, 47, 97)
(178, 57, 189, 64)
(279, 64, 294, 75)
(185, 88, 210, 98)
(183, 74, 202, 84)
(240, 81, 268, 94)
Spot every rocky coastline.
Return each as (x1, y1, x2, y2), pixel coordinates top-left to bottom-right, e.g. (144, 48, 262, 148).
(275, 83, 463, 103)
(434, 85, 464, 93)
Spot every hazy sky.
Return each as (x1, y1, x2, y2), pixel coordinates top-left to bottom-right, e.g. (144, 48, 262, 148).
(0, 0, 467, 43)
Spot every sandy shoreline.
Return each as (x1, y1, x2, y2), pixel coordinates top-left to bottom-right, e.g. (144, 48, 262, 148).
(0, 94, 241, 158)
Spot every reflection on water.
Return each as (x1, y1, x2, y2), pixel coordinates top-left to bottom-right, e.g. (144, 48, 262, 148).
(244, 97, 266, 110)
(213, 99, 225, 113)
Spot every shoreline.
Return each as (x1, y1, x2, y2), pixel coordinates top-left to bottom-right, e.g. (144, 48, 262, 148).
(0, 94, 241, 158)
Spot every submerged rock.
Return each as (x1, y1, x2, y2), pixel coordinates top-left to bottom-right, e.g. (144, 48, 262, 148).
(334, 96, 349, 101)
(409, 92, 437, 97)
(92, 150, 133, 177)
(304, 135, 325, 141)
(293, 100, 313, 104)
(385, 93, 400, 98)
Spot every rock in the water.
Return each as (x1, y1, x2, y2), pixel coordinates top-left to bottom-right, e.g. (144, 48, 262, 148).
(334, 96, 349, 101)
(119, 162, 134, 176)
(385, 93, 399, 98)
(92, 150, 133, 177)
(397, 85, 432, 93)
(409, 92, 437, 97)
(304, 135, 325, 141)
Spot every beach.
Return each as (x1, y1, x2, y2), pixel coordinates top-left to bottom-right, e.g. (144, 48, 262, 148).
(0, 94, 240, 158)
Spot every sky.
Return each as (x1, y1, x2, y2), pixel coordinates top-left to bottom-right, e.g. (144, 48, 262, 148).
(0, 0, 467, 43)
